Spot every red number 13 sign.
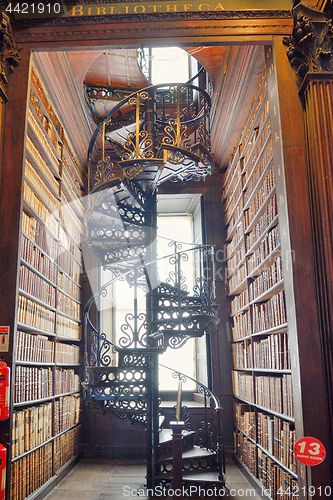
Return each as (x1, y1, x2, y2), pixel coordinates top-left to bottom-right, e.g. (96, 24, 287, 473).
(294, 437, 326, 466)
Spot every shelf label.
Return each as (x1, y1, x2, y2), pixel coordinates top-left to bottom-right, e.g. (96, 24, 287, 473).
(0, 327, 9, 353)
(294, 437, 326, 466)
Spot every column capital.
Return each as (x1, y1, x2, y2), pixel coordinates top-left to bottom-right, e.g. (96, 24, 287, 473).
(283, 2, 333, 83)
(299, 69, 333, 93)
(0, 12, 20, 101)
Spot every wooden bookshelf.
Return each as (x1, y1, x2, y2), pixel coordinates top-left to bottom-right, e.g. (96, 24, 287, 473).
(6, 64, 84, 500)
(223, 68, 299, 494)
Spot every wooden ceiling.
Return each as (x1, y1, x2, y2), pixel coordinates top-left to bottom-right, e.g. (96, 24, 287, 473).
(33, 43, 265, 173)
(83, 50, 150, 88)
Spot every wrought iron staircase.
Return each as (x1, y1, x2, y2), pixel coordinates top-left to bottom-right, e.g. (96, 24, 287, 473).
(155, 365, 226, 494)
(83, 78, 226, 495)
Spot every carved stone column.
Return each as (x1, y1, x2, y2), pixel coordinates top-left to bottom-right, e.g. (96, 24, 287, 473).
(0, 12, 20, 168)
(0, 12, 20, 101)
(284, 1, 333, 483)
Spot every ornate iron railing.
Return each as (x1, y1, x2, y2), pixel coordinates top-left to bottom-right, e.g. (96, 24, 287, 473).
(82, 333, 225, 480)
(159, 363, 225, 480)
(87, 81, 213, 191)
(83, 239, 218, 359)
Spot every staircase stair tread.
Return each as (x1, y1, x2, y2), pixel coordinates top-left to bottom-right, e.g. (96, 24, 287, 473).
(155, 471, 222, 482)
(159, 428, 195, 444)
(154, 293, 199, 300)
(162, 329, 205, 337)
(151, 313, 216, 324)
(150, 318, 200, 326)
(152, 307, 202, 312)
(158, 283, 190, 295)
(159, 445, 216, 461)
(183, 471, 221, 482)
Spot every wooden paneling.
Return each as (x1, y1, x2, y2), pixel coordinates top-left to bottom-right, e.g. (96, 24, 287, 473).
(271, 36, 332, 493)
(300, 72, 333, 489)
(0, 46, 31, 349)
(13, 16, 293, 48)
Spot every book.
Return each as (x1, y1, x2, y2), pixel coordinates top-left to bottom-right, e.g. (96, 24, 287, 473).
(224, 71, 296, 492)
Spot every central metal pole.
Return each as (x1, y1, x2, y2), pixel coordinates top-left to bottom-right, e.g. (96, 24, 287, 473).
(145, 190, 159, 494)
(144, 87, 160, 494)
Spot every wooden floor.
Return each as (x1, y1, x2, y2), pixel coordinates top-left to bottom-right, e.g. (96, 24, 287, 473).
(44, 457, 262, 500)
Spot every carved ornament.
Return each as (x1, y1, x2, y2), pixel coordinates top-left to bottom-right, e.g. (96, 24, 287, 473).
(14, 9, 292, 30)
(283, 3, 333, 79)
(0, 13, 20, 98)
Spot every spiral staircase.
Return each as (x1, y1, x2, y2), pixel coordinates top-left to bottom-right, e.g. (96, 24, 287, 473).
(82, 76, 227, 495)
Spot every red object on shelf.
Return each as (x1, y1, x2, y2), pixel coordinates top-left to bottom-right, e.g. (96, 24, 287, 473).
(0, 443, 6, 500)
(0, 361, 10, 421)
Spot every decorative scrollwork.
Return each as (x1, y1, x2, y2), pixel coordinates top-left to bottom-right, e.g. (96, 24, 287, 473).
(197, 122, 209, 150)
(167, 149, 187, 166)
(98, 332, 118, 366)
(193, 275, 207, 299)
(170, 405, 193, 431)
(139, 90, 149, 101)
(171, 370, 188, 384)
(122, 129, 146, 160)
(180, 101, 197, 123)
(119, 313, 135, 347)
(121, 352, 150, 367)
(90, 331, 99, 366)
(161, 118, 191, 151)
(199, 420, 215, 452)
(119, 312, 147, 348)
(168, 255, 177, 266)
(95, 156, 115, 186)
(168, 239, 183, 252)
(128, 96, 138, 106)
(198, 384, 212, 400)
(95, 334, 113, 366)
(165, 270, 187, 291)
(180, 271, 188, 292)
(167, 334, 190, 349)
(165, 270, 176, 288)
(123, 163, 147, 178)
(180, 251, 189, 263)
(103, 398, 147, 413)
(89, 333, 118, 366)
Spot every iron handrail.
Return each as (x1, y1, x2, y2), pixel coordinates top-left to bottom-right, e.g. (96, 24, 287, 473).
(159, 363, 220, 409)
(159, 363, 225, 477)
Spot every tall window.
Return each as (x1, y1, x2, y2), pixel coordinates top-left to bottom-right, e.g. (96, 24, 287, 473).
(157, 215, 196, 391)
(138, 46, 199, 85)
(97, 193, 208, 390)
(157, 193, 208, 391)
